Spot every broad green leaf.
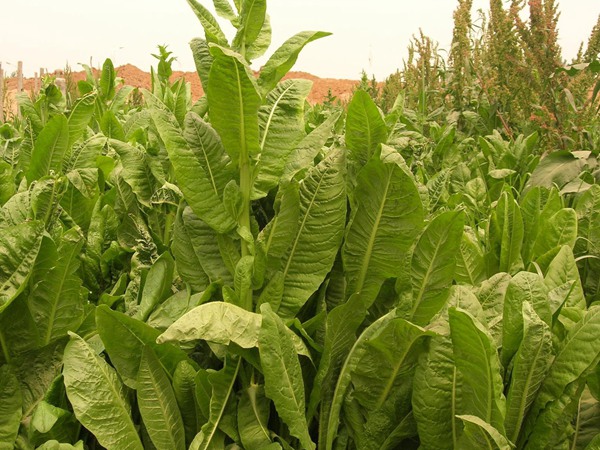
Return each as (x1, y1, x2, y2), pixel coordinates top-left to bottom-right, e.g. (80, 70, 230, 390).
(258, 181, 300, 271)
(258, 31, 331, 95)
(345, 90, 388, 168)
(278, 149, 346, 318)
(501, 272, 550, 368)
(455, 229, 486, 285)
(410, 210, 464, 326)
(0, 161, 15, 206)
(413, 335, 459, 450)
(325, 310, 397, 450)
(194, 358, 240, 450)
(173, 360, 199, 445)
(232, 0, 267, 53)
(110, 139, 159, 207)
(181, 207, 234, 284)
(213, 0, 237, 20)
(0, 365, 21, 446)
(8, 339, 66, 420)
(351, 318, 431, 449)
(158, 301, 260, 348)
(259, 303, 315, 450)
(100, 110, 126, 141)
(282, 111, 341, 180)
(137, 346, 186, 450)
(572, 388, 600, 450)
(135, 252, 175, 321)
(63, 333, 143, 450)
(149, 104, 236, 233)
(187, 0, 228, 46)
(67, 92, 96, 148)
(504, 303, 553, 444)
(29, 400, 79, 446)
(28, 228, 85, 345)
(238, 383, 272, 449)
(60, 168, 100, 231)
(68, 134, 107, 170)
(531, 208, 577, 264)
(35, 441, 84, 450)
(520, 187, 562, 264)
(309, 293, 369, 430)
(184, 112, 234, 199)
(576, 184, 600, 256)
(206, 45, 261, 164)
(449, 308, 506, 432)
(96, 305, 190, 388)
(544, 245, 586, 310)
(100, 58, 116, 101)
(457, 415, 512, 450)
(0, 221, 45, 314)
(476, 273, 511, 347)
(190, 38, 213, 90)
(26, 114, 69, 183)
(253, 79, 311, 199)
(528, 306, 600, 424)
(246, 13, 271, 60)
(171, 206, 210, 292)
(343, 145, 423, 303)
(487, 191, 524, 274)
(527, 151, 587, 191)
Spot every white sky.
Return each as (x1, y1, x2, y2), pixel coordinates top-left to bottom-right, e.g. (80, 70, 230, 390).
(1, 0, 599, 80)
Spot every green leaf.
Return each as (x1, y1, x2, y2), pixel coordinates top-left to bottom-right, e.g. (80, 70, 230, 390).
(171, 207, 210, 292)
(60, 168, 100, 231)
(135, 252, 175, 321)
(148, 103, 235, 233)
(504, 302, 553, 444)
(181, 206, 234, 284)
(278, 148, 346, 318)
(501, 272, 550, 368)
(343, 145, 423, 304)
(190, 38, 213, 91)
(544, 245, 586, 310)
(410, 210, 464, 326)
(213, 0, 237, 20)
(96, 305, 190, 388)
(457, 415, 512, 450)
(527, 307, 600, 426)
(238, 383, 272, 449)
(246, 14, 272, 60)
(487, 191, 524, 274)
(412, 335, 459, 450)
(253, 79, 311, 199)
(345, 90, 388, 168)
(258, 31, 331, 95)
(527, 151, 587, 191)
(0, 221, 45, 314)
(26, 114, 69, 183)
(187, 0, 228, 46)
(100, 58, 116, 101)
(137, 346, 186, 450)
(325, 310, 397, 450)
(158, 301, 261, 348)
(232, 0, 267, 54)
(183, 111, 235, 200)
(531, 208, 578, 265)
(27, 228, 85, 345)
(194, 358, 240, 450)
(173, 360, 199, 445)
(206, 45, 261, 164)
(476, 273, 511, 348)
(63, 333, 143, 450)
(455, 229, 486, 286)
(67, 92, 96, 148)
(449, 308, 506, 432)
(110, 139, 159, 207)
(0, 365, 21, 446)
(259, 303, 315, 450)
(351, 318, 432, 449)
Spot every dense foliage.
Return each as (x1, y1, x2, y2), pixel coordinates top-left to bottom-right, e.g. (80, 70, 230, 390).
(1, 0, 600, 449)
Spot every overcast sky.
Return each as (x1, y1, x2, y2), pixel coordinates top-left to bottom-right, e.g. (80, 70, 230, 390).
(2, 0, 599, 80)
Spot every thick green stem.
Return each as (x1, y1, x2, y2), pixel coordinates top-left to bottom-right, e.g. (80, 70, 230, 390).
(239, 156, 253, 311)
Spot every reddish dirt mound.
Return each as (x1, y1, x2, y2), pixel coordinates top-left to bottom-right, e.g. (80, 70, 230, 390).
(5, 64, 359, 105)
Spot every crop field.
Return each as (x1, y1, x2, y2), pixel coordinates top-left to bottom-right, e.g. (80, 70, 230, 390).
(1, 0, 600, 449)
